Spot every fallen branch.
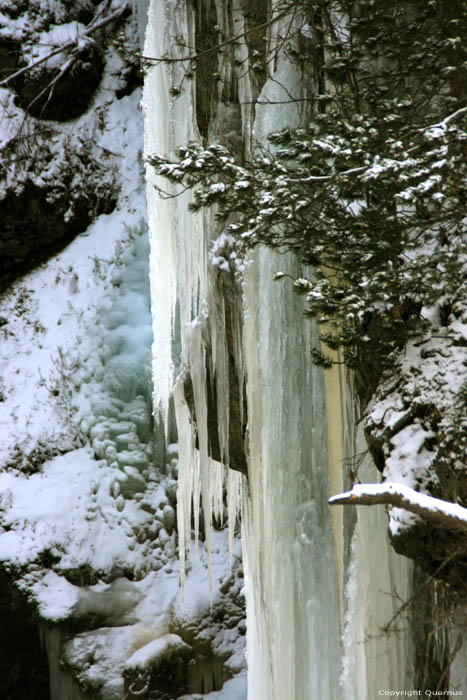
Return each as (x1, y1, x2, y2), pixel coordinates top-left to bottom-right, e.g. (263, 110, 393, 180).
(329, 482, 467, 533)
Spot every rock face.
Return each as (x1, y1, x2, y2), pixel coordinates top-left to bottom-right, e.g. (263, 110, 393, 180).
(183, 348, 248, 476)
(122, 629, 237, 698)
(364, 292, 467, 590)
(0, 165, 118, 286)
(11, 43, 104, 122)
(0, 1, 131, 121)
(0, 571, 50, 700)
(0, 0, 136, 287)
(123, 634, 193, 699)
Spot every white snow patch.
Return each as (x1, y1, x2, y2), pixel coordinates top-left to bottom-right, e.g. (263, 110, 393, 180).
(124, 633, 190, 669)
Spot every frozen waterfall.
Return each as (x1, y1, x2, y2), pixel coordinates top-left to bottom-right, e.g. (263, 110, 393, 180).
(141, 1, 416, 698)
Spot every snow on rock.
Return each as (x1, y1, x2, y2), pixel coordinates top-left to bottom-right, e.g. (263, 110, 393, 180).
(0, 125, 146, 473)
(0, 446, 175, 586)
(178, 674, 247, 700)
(0, 6, 245, 698)
(24, 21, 88, 69)
(364, 284, 467, 564)
(0, 0, 139, 281)
(124, 633, 191, 669)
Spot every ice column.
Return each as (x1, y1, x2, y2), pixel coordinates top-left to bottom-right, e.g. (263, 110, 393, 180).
(241, 29, 341, 700)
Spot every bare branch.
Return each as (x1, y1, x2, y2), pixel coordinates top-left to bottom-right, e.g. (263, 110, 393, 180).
(84, 1, 129, 36)
(0, 43, 77, 88)
(26, 55, 76, 115)
(138, 5, 295, 65)
(286, 165, 367, 183)
(329, 482, 467, 532)
(0, 2, 129, 89)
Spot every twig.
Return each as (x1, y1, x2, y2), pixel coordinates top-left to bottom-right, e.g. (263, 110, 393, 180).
(26, 55, 76, 115)
(138, 5, 294, 65)
(382, 549, 458, 633)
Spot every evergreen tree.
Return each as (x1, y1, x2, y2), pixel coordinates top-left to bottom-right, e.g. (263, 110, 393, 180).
(149, 0, 466, 404)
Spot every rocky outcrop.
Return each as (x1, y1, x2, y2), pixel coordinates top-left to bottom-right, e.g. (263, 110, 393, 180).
(0, 160, 118, 287)
(364, 288, 467, 589)
(0, 2, 131, 121)
(0, 0, 139, 288)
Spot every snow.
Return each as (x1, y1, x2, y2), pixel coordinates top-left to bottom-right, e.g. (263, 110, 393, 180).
(0, 2, 245, 696)
(0, 446, 171, 588)
(24, 22, 87, 69)
(0, 145, 145, 470)
(210, 233, 243, 275)
(124, 634, 190, 669)
(58, 533, 245, 696)
(386, 424, 436, 481)
(179, 674, 247, 700)
(0, 435, 244, 689)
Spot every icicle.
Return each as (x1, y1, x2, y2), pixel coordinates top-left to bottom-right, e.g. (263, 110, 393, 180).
(231, 0, 257, 154)
(187, 321, 213, 593)
(143, 0, 205, 431)
(232, 293, 246, 431)
(227, 468, 242, 565)
(211, 292, 230, 467)
(40, 626, 88, 700)
(174, 380, 194, 602)
(209, 458, 224, 526)
(142, 0, 177, 428)
(144, 0, 247, 602)
(192, 444, 201, 555)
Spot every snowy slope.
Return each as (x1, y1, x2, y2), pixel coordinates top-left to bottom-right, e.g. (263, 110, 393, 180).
(0, 4, 245, 698)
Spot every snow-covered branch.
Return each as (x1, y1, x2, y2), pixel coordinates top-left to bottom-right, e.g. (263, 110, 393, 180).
(430, 105, 467, 129)
(329, 482, 467, 532)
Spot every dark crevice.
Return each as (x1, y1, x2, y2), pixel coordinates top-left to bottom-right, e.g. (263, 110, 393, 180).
(0, 570, 50, 700)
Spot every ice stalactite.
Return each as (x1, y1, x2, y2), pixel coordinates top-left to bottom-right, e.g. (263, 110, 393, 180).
(142, 0, 209, 424)
(142, 0, 341, 696)
(40, 627, 88, 700)
(142, 0, 242, 596)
